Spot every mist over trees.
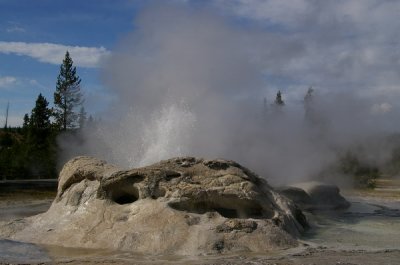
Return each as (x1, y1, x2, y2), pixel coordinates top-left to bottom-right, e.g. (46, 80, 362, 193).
(1, 80, 400, 188)
(0, 51, 399, 189)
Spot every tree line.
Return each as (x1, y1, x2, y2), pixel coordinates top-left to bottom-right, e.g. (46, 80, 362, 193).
(0, 51, 89, 179)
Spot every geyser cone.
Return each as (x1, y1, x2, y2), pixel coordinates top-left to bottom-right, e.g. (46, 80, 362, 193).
(0, 156, 308, 255)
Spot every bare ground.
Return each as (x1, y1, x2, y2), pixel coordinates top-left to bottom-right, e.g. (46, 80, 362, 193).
(1, 179, 400, 265)
(2, 248, 398, 265)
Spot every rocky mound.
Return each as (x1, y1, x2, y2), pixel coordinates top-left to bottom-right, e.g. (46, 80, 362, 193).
(278, 181, 350, 211)
(0, 156, 307, 255)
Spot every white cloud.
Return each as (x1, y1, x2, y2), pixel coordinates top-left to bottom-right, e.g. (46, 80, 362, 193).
(217, 0, 310, 27)
(371, 102, 392, 115)
(0, 41, 111, 68)
(211, 0, 400, 100)
(6, 25, 25, 33)
(29, 79, 49, 91)
(0, 76, 17, 88)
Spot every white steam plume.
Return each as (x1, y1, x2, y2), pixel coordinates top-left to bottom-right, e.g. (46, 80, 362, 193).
(59, 3, 400, 186)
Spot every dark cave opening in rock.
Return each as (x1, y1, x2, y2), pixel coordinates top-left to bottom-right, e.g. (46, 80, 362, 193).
(214, 207, 238, 218)
(245, 205, 264, 219)
(110, 187, 139, 205)
(114, 193, 138, 204)
(168, 199, 267, 219)
(169, 200, 239, 218)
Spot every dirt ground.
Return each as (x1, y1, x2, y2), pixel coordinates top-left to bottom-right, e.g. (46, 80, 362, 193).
(3, 248, 397, 265)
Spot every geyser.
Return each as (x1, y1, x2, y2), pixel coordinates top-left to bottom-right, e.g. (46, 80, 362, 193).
(59, 3, 400, 187)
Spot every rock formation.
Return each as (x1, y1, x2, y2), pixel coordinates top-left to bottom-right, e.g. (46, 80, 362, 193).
(0, 156, 308, 255)
(278, 181, 350, 211)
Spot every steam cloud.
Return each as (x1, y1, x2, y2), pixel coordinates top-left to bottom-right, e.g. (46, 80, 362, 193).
(60, 3, 400, 185)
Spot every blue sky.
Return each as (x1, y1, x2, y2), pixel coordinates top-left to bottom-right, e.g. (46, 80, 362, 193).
(1, 0, 400, 126)
(0, 0, 141, 126)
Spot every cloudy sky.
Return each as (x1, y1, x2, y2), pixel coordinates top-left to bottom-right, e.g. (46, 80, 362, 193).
(0, 0, 139, 126)
(1, 0, 400, 126)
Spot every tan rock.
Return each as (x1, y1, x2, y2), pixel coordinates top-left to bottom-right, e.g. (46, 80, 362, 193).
(0, 156, 307, 255)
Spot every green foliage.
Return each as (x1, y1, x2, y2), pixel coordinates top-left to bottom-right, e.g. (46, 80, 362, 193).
(23, 114, 30, 130)
(0, 129, 29, 179)
(0, 131, 13, 148)
(25, 94, 57, 178)
(0, 52, 89, 180)
(54, 51, 83, 130)
(0, 94, 58, 179)
(30, 93, 52, 130)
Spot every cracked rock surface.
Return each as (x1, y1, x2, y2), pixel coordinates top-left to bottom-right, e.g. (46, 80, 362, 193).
(0, 156, 307, 255)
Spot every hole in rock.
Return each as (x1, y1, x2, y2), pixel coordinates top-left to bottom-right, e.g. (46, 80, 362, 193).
(165, 171, 181, 181)
(114, 193, 137, 204)
(110, 187, 139, 205)
(245, 205, 264, 218)
(214, 207, 238, 218)
(169, 198, 268, 219)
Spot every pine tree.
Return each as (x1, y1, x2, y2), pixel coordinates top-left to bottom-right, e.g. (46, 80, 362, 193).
(25, 94, 57, 178)
(274, 91, 285, 106)
(304, 86, 314, 122)
(31, 94, 52, 130)
(304, 87, 314, 105)
(54, 51, 83, 130)
(22, 114, 30, 130)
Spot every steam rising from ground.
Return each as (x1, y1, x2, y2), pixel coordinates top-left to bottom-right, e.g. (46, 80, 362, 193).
(61, 3, 400, 185)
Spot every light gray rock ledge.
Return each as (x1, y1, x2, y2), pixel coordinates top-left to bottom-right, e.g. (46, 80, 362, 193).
(0, 156, 308, 255)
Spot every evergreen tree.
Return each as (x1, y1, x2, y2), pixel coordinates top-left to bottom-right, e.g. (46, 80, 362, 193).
(30, 94, 52, 130)
(23, 114, 30, 129)
(24, 93, 57, 178)
(304, 86, 314, 103)
(54, 51, 83, 130)
(304, 86, 315, 123)
(274, 91, 285, 106)
(22, 113, 30, 134)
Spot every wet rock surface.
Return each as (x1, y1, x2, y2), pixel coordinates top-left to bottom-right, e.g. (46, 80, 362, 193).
(0, 156, 307, 255)
(278, 181, 351, 211)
